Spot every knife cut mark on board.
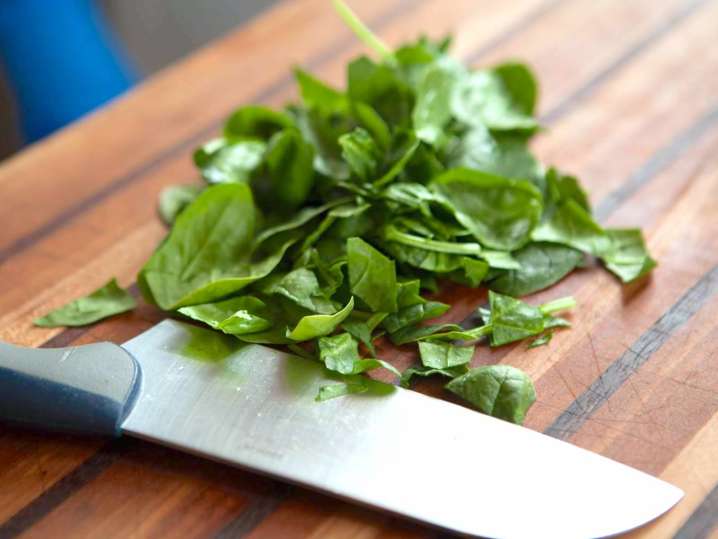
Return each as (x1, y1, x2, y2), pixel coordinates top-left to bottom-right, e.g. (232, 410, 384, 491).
(544, 265, 718, 440)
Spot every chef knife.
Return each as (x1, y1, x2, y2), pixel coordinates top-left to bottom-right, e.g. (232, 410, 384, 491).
(0, 319, 682, 538)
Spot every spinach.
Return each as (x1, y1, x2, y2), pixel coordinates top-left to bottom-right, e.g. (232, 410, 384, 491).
(488, 242, 583, 296)
(347, 237, 398, 313)
(419, 341, 474, 368)
(34, 278, 136, 327)
(139, 183, 292, 310)
(194, 138, 266, 185)
(158, 184, 202, 225)
(601, 228, 657, 282)
(431, 168, 543, 250)
(286, 297, 354, 341)
(52, 0, 657, 425)
(446, 365, 536, 424)
(318, 332, 399, 376)
(178, 296, 271, 336)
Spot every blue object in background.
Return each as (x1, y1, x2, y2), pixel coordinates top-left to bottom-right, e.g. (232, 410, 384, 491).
(0, 0, 137, 143)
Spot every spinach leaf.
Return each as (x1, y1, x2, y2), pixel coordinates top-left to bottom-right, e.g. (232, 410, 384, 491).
(532, 199, 608, 255)
(600, 228, 657, 283)
(140, 183, 291, 310)
(224, 105, 293, 139)
(488, 242, 583, 296)
(178, 296, 271, 336)
(34, 278, 136, 328)
(318, 332, 399, 376)
(488, 290, 575, 346)
(400, 364, 469, 388)
(263, 127, 315, 209)
(412, 58, 462, 146)
(431, 168, 543, 250)
(339, 127, 381, 180)
(194, 138, 266, 185)
(158, 184, 202, 225)
(286, 297, 354, 341)
(383, 301, 449, 334)
(418, 341, 474, 368)
(446, 365, 536, 424)
(347, 237, 398, 313)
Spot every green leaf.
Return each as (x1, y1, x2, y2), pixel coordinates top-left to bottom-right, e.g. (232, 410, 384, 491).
(261, 268, 336, 314)
(446, 365, 536, 424)
(531, 199, 608, 255)
(528, 332, 553, 348)
(316, 378, 369, 401)
(347, 56, 412, 126)
(451, 67, 538, 132)
(447, 127, 545, 192)
(178, 296, 271, 336)
(263, 128, 316, 209)
(347, 237, 398, 313)
(488, 242, 583, 296)
(418, 341, 473, 368)
(34, 278, 136, 328)
(383, 301, 449, 334)
(339, 127, 381, 180)
(286, 297, 355, 341)
(600, 228, 657, 283)
(139, 183, 291, 310)
(158, 184, 203, 226)
(318, 332, 399, 376)
(431, 168, 543, 251)
(194, 138, 266, 185)
(412, 58, 462, 146)
(487, 290, 575, 347)
(399, 364, 469, 388)
(224, 105, 293, 139)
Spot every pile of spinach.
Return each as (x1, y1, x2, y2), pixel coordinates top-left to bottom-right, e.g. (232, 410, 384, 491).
(36, 1, 655, 425)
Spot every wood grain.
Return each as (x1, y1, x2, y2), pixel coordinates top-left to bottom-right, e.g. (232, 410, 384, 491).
(2, 0, 718, 537)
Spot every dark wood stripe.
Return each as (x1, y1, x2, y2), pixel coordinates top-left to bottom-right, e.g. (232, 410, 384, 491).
(595, 105, 718, 221)
(465, 0, 566, 64)
(0, 440, 128, 539)
(673, 483, 718, 539)
(545, 264, 718, 440)
(0, 0, 415, 265)
(213, 484, 293, 538)
(541, 0, 708, 124)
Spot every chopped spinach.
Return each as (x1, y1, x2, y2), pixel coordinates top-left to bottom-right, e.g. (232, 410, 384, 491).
(36, 0, 657, 426)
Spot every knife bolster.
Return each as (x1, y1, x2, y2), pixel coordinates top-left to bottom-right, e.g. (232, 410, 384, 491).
(0, 341, 141, 436)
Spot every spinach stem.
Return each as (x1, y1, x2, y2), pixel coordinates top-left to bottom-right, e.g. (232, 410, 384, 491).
(332, 0, 395, 63)
(539, 296, 576, 315)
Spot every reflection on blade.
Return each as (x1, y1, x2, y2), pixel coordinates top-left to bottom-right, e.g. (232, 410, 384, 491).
(122, 320, 682, 539)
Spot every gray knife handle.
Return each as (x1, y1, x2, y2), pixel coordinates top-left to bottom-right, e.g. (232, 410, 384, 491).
(0, 341, 141, 436)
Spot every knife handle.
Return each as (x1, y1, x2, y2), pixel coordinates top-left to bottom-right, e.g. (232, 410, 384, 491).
(0, 341, 141, 436)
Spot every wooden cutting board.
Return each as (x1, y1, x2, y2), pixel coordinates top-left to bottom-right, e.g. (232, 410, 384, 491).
(1, 0, 717, 537)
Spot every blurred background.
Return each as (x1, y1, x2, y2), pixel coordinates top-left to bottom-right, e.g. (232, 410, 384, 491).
(0, 0, 278, 161)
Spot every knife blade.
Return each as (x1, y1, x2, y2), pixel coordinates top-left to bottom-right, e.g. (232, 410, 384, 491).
(0, 319, 682, 538)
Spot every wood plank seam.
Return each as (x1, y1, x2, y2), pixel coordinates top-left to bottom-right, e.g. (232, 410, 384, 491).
(595, 105, 718, 221)
(540, 0, 709, 124)
(674, 483, 718, 539)
(0, 0, 418, 266)
(544, 265, 718, 439)
(0, 439, 128, 539)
